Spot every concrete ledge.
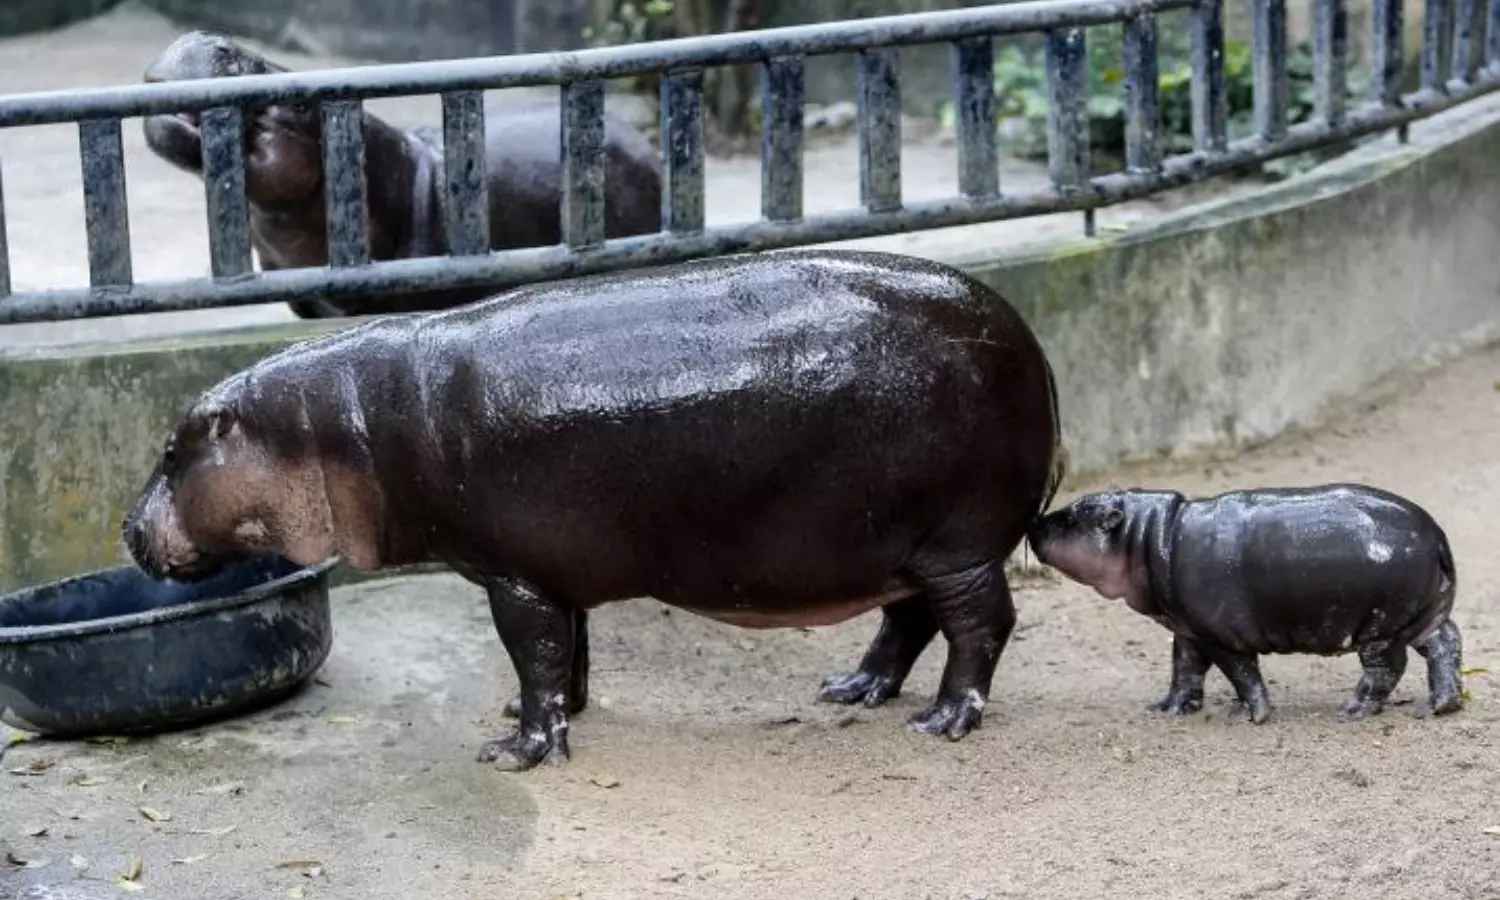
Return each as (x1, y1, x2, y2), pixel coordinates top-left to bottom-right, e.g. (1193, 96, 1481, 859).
(4, 99, 1500, 594)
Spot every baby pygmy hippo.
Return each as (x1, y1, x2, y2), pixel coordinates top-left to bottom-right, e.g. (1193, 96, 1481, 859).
(1026, 483, 1465, 724)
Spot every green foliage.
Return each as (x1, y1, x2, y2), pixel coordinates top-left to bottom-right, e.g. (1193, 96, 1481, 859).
(954, 22, 1371, 179)
(582, 0, 676, 48)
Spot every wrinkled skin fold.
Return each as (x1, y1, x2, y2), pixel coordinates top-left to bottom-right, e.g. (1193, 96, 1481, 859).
(1027, 483, 1466, 723)
(140, 31, 663, 319)
(122, 248, 1065, 771)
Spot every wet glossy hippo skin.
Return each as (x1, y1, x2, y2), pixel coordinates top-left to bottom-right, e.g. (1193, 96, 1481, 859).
(120, 249, 1064, 772)
(140, 31, 663, 320)
(1027, 484, 1465, 724)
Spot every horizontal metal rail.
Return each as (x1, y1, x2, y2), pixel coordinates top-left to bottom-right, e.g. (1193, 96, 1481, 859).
(0, 0, 1498, 323)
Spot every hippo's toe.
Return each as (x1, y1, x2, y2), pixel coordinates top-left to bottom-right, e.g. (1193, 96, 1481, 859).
(819, 671, 903, 708)
(1148, 690, 1204, 716)
(906, 690, 986, 741)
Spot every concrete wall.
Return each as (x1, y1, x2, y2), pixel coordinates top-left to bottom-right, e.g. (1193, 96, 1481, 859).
(3, 98, 1499, 595)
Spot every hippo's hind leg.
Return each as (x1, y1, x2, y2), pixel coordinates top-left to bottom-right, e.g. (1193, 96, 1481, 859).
(1412, 618, 1465, 718)
(904, 560, 1015, 741)
(1202, 646, 1273, 724)
(819, 595, 939, 707)
(1150, 635, 1212, 716)
(1339, 640, 1408, 720)
(502, 609, 590, 719)
(479, 575, 578, 771)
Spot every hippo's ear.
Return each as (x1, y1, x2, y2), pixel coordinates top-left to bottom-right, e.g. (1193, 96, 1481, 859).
(203, 404, 239, 442)
(1100, 507, 1125, 531)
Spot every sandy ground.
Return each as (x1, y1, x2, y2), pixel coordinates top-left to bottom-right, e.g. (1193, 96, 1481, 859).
(4, 337, 1499, 900)
(0, 2, 1277, 351)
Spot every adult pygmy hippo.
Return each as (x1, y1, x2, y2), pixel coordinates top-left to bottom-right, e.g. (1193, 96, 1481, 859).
(141, 32, 663, 319)
(1028, 483, 1465, 724)
(121, 249, 1065, 772)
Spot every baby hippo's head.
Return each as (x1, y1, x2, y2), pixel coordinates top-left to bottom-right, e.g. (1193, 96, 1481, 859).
(1026, 489, 1178, 605)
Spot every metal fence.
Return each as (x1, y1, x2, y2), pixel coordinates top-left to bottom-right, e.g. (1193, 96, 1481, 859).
(0, 0, 1497, 324)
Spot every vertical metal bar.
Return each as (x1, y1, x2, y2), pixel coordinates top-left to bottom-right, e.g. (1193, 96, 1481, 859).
(321, 99, 370, 268)
(1371, 0, 1405, 105)
(1313, 0, 1349, 124)
(856, 47, 902, 213)
(953, 36, 999, 199)
(78, 118, 133, 288)
(1191, 0, 1229, 152)
(199, 106, 252, 279)
(0, 161, 9, 298)
(441, 89, 490, 257)
(1488, 0, 1500, 70)
(661, 68, 706, 234)
(1421, 0, 1454, 90)
(1449, 0, 1483, 86)
(1045, 26, 1090, 189)
(761, 56, 805, 222)
(1253, 0, 1290, 141)
(1124, 12, 1162, 172)
(562, 78, 607, 248)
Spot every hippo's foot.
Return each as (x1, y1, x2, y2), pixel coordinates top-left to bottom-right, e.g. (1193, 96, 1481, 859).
(1150, 635, 1211, 717)
(907, 691, 985, 740)
(1149, 690, 1204, 716)
(1228, 695, 1274, 725)
(821, 594, 940, 709)
(900, 560, 1015, 743)
(477, 723, 570, 771)
(1413, 619, 1465, 720)
(1340, 640, 1407, 722)
(820, 672, 903, 707)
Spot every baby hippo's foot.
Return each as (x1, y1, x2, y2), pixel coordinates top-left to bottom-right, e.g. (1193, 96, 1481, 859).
(477, 722, 570, 772)
(907, 689, 985, 741)
(819, 671, 903, 707)
(1337, 694, 1389, 721)
(1412, 690, 1464, 719)
(1413, 619, 1465, 720)
(1226, 694, 1273, 725)
(1149, 688, 1204, 716)
(1340, 641, 1407, 722)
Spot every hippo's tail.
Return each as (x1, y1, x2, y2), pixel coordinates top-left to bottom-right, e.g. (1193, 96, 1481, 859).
(1039, 356, 1067, 517)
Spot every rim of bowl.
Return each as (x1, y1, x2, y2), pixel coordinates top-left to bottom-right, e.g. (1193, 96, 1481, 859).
(0, 557, 339, 645)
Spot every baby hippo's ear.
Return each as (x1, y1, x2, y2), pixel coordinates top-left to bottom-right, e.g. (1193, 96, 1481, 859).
(203, 403, 239, 441)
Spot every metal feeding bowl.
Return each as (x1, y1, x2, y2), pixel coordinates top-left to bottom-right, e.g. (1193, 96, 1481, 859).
(0, 555, 336, 738)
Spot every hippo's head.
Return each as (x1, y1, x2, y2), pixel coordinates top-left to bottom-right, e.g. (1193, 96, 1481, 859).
(141, 32, 325, 210)
(122, 374, 338, 583)
(1026, 489, 1180, 607)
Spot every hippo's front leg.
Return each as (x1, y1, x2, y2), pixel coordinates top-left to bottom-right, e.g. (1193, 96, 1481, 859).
(1150, 634, 1212, 716)
(819, 595, 939, 707)
(479, 575, 577, 771)
(905, 561, 1014, 740)
(1202, 646, 1273, 724)
(502, 609, 590, 719)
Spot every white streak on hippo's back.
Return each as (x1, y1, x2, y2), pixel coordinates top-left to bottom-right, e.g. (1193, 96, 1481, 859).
(1366, 541, 1394, 563)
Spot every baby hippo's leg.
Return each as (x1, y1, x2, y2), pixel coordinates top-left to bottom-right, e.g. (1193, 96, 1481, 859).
(1412, 619, 1465, 718)
(1339, 641, 1408, 720)
(1149, 634, 1211, 716)
(1203, 646, 1273, 724)
(503, 609, 590, 719)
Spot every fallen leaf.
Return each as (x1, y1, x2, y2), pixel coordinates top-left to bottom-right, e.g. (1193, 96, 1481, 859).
(137, 780, 148, 794)
(124, 856, 144, 880)
(171, 855, 208, 865)
(1461, 666, 1490, 676)
(1462, 688, 1475, 702)
(277, 859, 326, 876)
(287, 887, 306, 899)
(326, 715, 358, 725)
(23, 826, 48, 837)
(10, 757, 56, 776)
(734, 638, 757, 651)
(70, 854, 89, 871)
(6, 851, 49, 869)
(193, 781, 246, 796)
(112, 878, 145, 893)
(138, 807, 171, 823)
(1484, 825, 1500, 835)
(190, 824, 237, 837)
(588, 775, 621, 789)
(87, 736, 131, 746)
